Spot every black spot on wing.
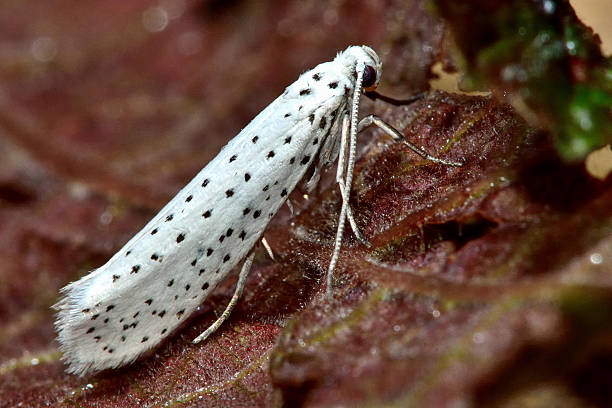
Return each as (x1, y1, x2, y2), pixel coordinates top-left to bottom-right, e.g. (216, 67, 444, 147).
(319, 117, 326, 129)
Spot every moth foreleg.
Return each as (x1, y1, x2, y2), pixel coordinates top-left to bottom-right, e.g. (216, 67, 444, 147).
(327, 113, 351, 297)
(334, 113, 370, 247)
(358, 115, 463, 167)
(337, 185, 370, 247)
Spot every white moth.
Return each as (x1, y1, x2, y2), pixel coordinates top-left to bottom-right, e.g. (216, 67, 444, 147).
(54, 45, 460, 376)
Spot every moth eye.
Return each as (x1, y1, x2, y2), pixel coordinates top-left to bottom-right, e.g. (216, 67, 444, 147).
(362, 65, 377, 88)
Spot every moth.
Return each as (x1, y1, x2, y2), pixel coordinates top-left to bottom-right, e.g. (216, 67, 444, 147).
(54, 45, 460, 375)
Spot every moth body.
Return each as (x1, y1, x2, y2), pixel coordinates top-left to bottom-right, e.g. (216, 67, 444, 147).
(55, 46, 383, 376)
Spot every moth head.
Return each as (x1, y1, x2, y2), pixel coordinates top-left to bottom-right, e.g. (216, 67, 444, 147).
(339, 46, 383, 91)
(358, 45, 382, 91)
(342, 45, 382, 92)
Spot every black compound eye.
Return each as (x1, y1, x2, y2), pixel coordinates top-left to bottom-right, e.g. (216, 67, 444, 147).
(362, 65, 377, 88)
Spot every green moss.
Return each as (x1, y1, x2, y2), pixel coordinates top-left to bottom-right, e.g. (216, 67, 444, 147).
(435, 0, 612, 161)
(560, 67, 612, 160)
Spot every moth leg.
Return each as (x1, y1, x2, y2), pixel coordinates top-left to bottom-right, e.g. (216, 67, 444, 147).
(193, 251, 255, 344)
(335, 113, 350, 184)
(285, 199, 295, 216)
(358, 115, 463, 167)
(329, 109, 370, 298)
(334, 113, 370, 247)
(261, 237, 275, 261)
(337, 184, 370, 247)
(327, 114, 350, 296)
